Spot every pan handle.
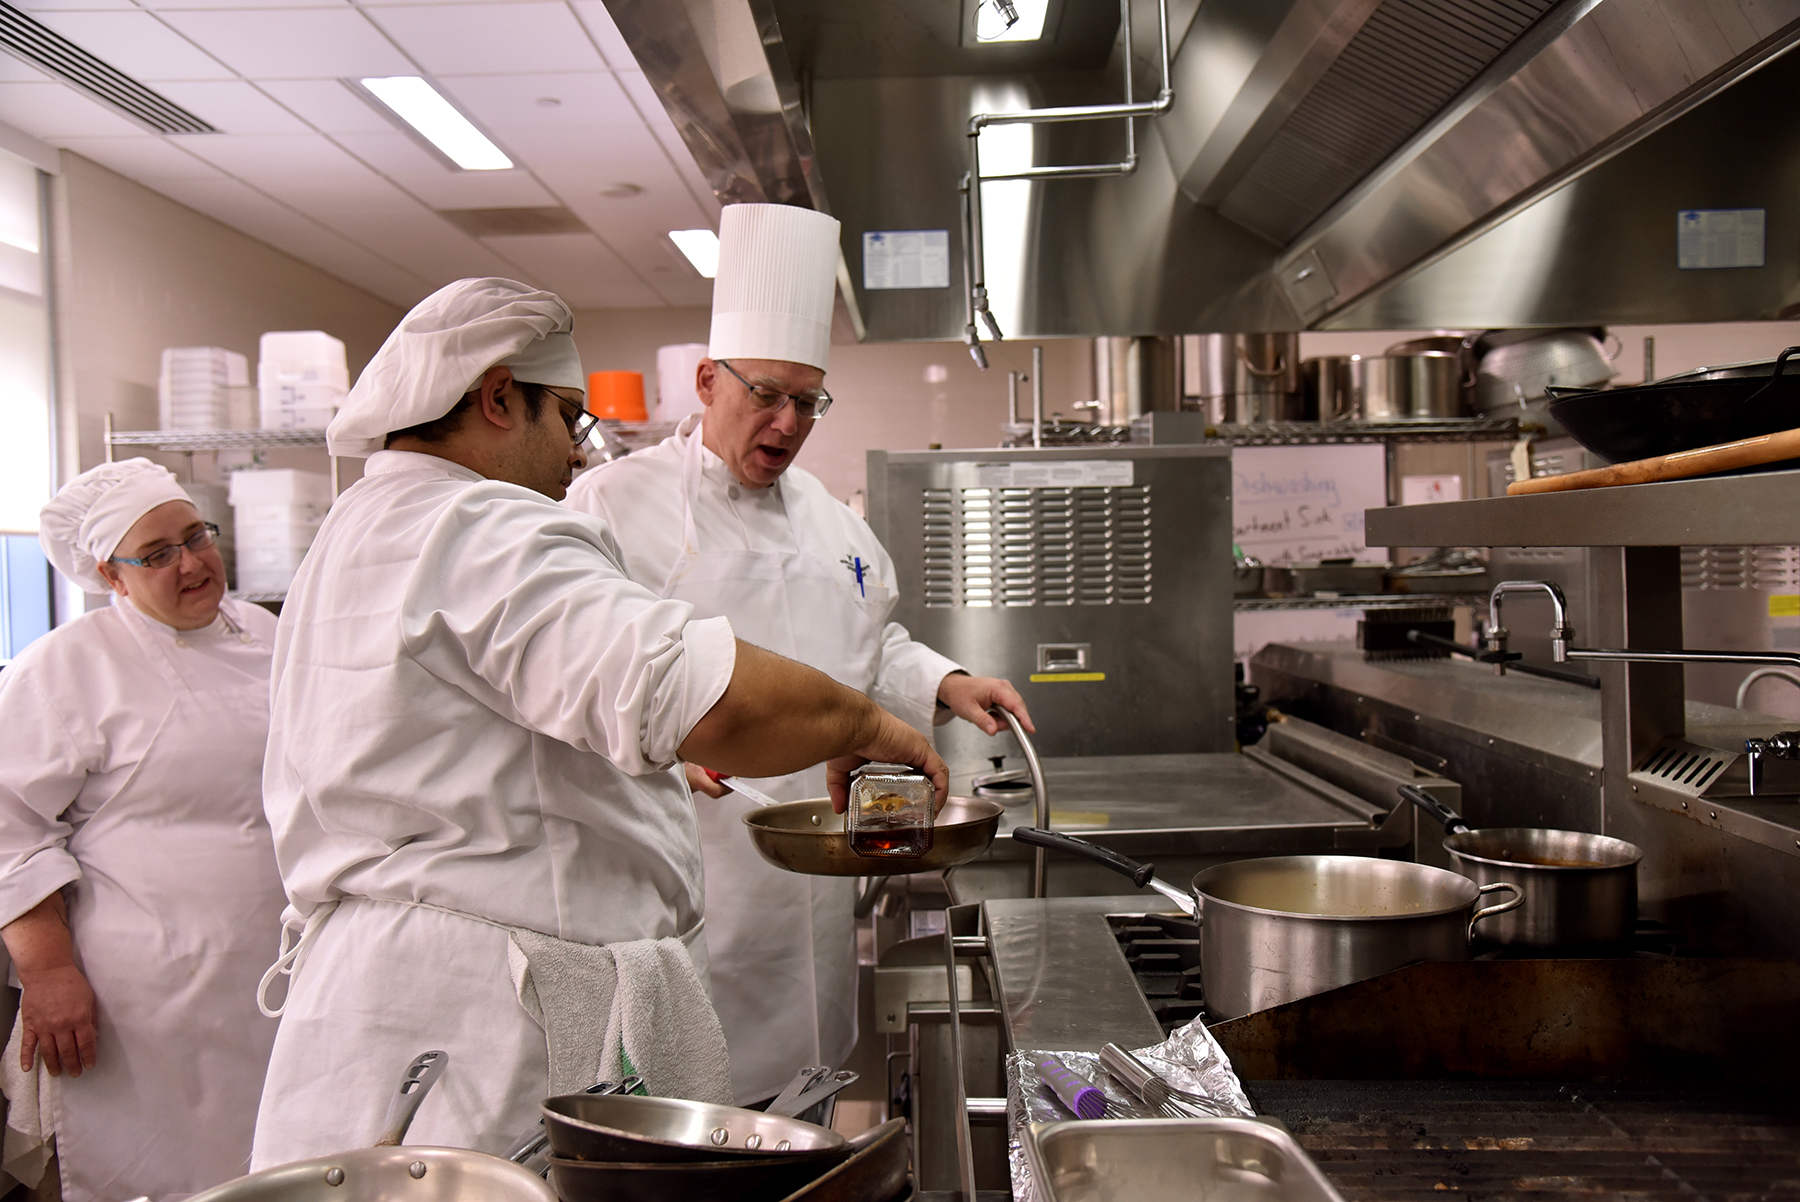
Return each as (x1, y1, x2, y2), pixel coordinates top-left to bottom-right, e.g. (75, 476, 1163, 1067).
(374, 1049, 448, 1147)
(1739, 345, 1800, 410)
(1396, 783, 1470, 836)
(1468, 881, 1523, 940)
(1011, 828, 1196, 916)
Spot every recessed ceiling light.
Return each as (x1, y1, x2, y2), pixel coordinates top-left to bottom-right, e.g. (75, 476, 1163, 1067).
(668, 229, 719, 278)
(974, 0, 1048, 41)
(359, 76, 513, 170)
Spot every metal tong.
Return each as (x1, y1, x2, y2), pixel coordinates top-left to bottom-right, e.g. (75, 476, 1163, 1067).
(1099, 1043, 1233, 1119)
(505, 1075, 643, 1176)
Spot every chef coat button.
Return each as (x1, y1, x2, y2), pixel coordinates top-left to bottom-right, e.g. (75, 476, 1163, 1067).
(728, 485, 740, 500)
(174, 638, 189, 649)
(238, 633, 254, 644)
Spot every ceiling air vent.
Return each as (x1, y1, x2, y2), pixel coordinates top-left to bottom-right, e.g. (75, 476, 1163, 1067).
(437, 207, 590, 238)
(0, 0, 215, 135)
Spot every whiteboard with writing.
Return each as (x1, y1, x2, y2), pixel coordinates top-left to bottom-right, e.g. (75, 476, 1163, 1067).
(1232, 444, 1388, 566)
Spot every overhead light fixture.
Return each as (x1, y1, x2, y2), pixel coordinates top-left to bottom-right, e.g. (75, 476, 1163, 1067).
(975, 0, 1048, 42)
(359, 76, 512, 170)
(669, 229, 719, 278)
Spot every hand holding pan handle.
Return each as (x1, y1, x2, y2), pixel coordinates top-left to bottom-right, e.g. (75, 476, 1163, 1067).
(1396, 783, 1471, 837)
(1010, 827, 1196, 916)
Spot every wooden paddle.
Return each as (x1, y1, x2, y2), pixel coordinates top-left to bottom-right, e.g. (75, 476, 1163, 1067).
(1507, 425, 1800, 495)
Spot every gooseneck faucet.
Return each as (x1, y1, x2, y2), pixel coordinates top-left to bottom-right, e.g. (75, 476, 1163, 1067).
(1486, 580, 1572, 674)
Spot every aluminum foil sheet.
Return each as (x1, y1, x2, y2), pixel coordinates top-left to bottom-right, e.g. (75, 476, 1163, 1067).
(1005, 1017, 1255, 1202)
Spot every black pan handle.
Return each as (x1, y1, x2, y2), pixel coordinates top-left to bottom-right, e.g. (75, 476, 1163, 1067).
(1011, 827, 1155, 887)
(1739, 346, 1800, 409)
(1396, 783, 1471, 836)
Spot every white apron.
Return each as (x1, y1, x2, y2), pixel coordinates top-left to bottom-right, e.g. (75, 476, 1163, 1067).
(666, 427, 891, 1103)
(48, 609, 283, 1201)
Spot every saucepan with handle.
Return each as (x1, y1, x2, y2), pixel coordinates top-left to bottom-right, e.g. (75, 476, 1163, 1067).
(185, 1051, 559, 1202)
(1396, 784, 1640, 947)
(1012, 828, 1521, 1019)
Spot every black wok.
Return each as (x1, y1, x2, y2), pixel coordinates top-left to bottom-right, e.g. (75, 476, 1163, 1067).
(1547, 345, 1800, 463)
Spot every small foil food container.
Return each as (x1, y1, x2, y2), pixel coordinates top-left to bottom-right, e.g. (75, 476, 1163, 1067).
(848, 762, 934, 858)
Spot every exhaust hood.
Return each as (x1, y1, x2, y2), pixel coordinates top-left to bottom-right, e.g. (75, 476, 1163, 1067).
(604, 0, 1800, 339)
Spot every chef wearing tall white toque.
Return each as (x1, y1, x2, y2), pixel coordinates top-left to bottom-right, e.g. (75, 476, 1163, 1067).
(249, 277, 945, 1168)
(564, 205, 1033, 1105)
(0, 458, 285, 1201)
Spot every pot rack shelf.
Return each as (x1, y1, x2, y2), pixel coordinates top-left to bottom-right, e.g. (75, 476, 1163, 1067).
(1233, 593, 1481, 612)
(106, 427, 328, 452)
(1003, 416, 1525, 448)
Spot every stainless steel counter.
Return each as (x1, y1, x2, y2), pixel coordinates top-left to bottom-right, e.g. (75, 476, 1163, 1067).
(983, 894, 1170, 1054)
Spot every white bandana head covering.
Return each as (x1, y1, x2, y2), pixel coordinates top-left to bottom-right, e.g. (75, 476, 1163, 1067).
(328, 277, 585, 458)
(709, 204, 841, 372)
(39, 458, 193, 593)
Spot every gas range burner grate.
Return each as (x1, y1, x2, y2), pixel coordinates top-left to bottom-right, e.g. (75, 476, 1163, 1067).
(1247, 1080, 1800, 1202)
(1107, 913, 1206, 1032)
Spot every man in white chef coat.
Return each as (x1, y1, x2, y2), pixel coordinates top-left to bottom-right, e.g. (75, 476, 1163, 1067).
(564, 204, 1033, 1104)
(249, 277, 947, 1168)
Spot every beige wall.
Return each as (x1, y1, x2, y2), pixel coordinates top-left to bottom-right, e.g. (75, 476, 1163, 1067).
(571, 305, 1093, 503)
(49, 153, 403, 483)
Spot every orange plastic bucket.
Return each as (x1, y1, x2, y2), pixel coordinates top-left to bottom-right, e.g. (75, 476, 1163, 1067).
(587, 371, 647, 421)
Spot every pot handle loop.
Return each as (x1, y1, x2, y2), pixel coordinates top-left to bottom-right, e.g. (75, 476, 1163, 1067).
(1468, 881, 1523, 940)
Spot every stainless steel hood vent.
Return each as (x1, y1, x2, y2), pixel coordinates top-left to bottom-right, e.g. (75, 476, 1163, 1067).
(1215, 0, 1557, 246)
(612, 0, 1800, 338)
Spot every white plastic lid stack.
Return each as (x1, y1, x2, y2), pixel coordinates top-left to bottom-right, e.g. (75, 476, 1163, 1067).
(259, 331, 349, 431)
(228, 468, 333, 509)
(229, 468, 332, 593)
(656, 343, 708, 421)
(159, 348, 249, 430)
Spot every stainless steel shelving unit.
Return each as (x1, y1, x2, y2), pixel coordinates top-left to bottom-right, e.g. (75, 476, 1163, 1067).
(1365, 470, 1800, 954)
(1233, 592, 1478, 612)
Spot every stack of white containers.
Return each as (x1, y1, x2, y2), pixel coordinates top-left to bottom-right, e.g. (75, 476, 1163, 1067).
(259, 331, 348, 430)
(159, 347, 249, 430)
(229, 469, 331, 595)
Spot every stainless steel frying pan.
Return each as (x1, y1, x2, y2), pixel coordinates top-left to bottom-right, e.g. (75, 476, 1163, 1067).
(743, 796, 1003, 877)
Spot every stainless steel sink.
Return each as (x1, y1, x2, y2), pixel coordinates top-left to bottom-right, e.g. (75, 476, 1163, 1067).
(1025, 1117, 1345, 1202)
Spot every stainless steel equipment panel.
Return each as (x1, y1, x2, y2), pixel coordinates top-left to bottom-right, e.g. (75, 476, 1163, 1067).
(868, 446, 1234, 767)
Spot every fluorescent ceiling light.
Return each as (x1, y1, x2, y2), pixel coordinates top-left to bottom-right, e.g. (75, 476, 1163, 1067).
(669, 229, 720, 278)
(975, 0, 1049, 42)
(360, 76, 512, 171)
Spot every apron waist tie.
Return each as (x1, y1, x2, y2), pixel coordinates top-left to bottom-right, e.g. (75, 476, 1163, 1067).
(256, 901, 339, 1019)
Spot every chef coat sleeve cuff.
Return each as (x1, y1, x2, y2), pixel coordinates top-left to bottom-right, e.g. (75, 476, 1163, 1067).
(0, 855, 80, 930)
(661, 615, 737, 762)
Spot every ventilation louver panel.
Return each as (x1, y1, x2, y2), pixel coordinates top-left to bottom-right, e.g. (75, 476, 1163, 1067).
(0, 0, 216, 135)
(920, 484, 1152, 608)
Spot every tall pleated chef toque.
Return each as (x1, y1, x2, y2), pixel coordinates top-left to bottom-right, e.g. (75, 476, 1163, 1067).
(40, 458, 193, 593)
(328, 277, 586, 458)
(708, 204, 842, 372)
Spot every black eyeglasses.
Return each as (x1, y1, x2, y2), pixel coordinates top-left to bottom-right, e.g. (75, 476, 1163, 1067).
(548, 389, 601, 447)
(111, 523, 220, 570)
(716, 360, 833, 419)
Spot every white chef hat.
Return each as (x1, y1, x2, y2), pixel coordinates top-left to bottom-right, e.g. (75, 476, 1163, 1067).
(328, 277, 585, 458)
(39, 458, 193, 593)
(708, 204, 842, 372)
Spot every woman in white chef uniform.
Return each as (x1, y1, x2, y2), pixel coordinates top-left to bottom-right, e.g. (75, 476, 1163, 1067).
(0, 459, 285, 1201)
(566, 204, 1033, 1103)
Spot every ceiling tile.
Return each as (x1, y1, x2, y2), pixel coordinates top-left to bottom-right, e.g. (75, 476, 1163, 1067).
(0, 56, 52, 83)
(566, 0, 636, 71)
(12, 0, 138, 11)
(329, 131, 557, 206)
(0, 81, 150, 138)
(298, 201, 521, 283)
(500, 119, 667, 179)
(157, 9, 414, 79)
(135, 0, 350, 10)
(149, 175, 431, 304)
(254, 79, 395, 134)
(154, 81, 314, 134)
(363, 4, 604, 76)
(613, 68, 717, 216)
(57, 135, 226, 180)
(178, 131, 385, 185)
(30, 11, 236, 81)
(480, 231, 658, 308)
(436, 71, 635, 132)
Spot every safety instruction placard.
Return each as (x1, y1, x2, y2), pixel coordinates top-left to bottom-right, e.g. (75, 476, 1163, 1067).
(973, 460, 1135, 488)
(862, 230, 950, 289)
(1678, 209, 1765, 269)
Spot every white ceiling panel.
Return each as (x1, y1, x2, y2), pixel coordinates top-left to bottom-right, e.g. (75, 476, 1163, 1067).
(154, 81, 314, 134)
(302, 204, 521, 283)
(0, 81, 151, 138)
(149, 175, 431, 304)
(157, 9, 414, 79)
(437, 71, 634, 132)
(566, 1, 636, 71)
(14, 0, 137, 11)
(59, 136, 226, 181)
(135, 0, 350, 11)
(500, 119, 669, 181)
(329, 132, 556, 205)
(480, 231, 658, 308)
(254, 79, 395, 134)
(177, 132, 392, 192)
(613, 68, 717, 217)
(364, 4, 604, 76)
(0, 55, 52, 83)
(30, 11, 237, 81)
